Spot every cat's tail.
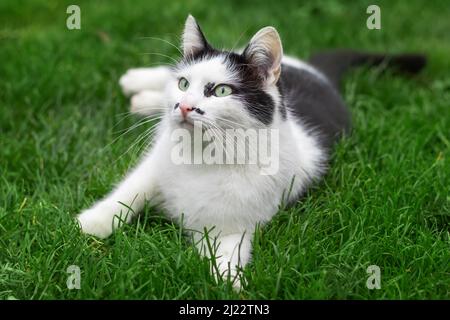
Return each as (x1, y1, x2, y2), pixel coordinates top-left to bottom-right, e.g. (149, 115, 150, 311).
(308, 49, 427, 88)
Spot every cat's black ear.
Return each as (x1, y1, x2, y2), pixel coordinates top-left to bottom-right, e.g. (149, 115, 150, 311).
(182, 15, 209, 57)
(243, 27, 283, 85)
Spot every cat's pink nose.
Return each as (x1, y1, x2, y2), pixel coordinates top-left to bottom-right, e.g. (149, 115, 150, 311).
(179, 103, 193, 118)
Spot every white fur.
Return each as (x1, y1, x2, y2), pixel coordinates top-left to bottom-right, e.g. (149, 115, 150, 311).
(119, 67, 171, 96)
(78, 18, 326, 290)
(182, 15, 206, 56)
(130, 90, 165, 116)
(245, 27, 283, 85)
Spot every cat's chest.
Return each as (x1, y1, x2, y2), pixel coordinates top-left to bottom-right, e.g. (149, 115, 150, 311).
(155, 163, 284, 230)
(158, 164, 277, 203)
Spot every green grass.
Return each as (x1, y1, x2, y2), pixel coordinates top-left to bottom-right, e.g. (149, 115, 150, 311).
(1, 0, 449, 299)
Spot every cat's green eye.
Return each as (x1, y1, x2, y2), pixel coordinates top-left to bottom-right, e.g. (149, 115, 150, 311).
(178, 77, 189, 91)
(214, 84, 232, 97)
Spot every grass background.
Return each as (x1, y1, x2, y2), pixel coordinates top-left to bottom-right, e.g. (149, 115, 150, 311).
(0, 0, 449, 299)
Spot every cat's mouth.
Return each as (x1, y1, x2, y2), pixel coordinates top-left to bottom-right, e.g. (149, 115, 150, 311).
(178, 118, 214, 132)
(179, 118, 195, 128)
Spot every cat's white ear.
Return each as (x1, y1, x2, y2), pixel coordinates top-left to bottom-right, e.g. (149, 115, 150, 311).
(243, 27, 283, 85)
(182, 15, 209, 56)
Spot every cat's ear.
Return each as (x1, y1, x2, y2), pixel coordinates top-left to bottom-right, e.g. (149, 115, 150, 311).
(243, 27, 283, 85)
(182, 15, 209, 56)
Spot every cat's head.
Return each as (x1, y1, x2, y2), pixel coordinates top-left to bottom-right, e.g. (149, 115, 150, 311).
(167, 15, 284, 130)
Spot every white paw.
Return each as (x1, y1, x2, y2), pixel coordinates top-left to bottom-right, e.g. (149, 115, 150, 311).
(217, 261, 243, 291)
(76, 204, 117, 239)
(130, 90, 165, 116)
(119, 67, 171, 96)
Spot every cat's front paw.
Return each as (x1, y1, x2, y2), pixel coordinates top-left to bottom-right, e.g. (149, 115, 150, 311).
(214, 257, 244, 292)
(119, 67, 170, 96)
(130, 90, 164, 116)
(76, 205, 116, 239)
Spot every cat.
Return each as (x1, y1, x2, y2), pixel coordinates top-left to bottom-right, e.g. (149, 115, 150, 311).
(76, 15, 425, 289)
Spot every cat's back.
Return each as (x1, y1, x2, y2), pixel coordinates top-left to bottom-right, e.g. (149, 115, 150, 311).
(280, 56, 351, 148)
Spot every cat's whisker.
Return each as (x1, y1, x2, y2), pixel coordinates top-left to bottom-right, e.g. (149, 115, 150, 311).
(129, 128, 160, 164)
(198, 118, 229, 160)
(141, 52, 179, 65)
(206, 121, 237, 163)
(213, 117, 247, 129)
(113, 123, 161, 164)
(206, 123, 231, 163)
(111, 111, 139, 130)
(102, 119, 152, 152)
(141, 61, 177, 69)
(212, 118, 261, 160)
(101, 115, 164, 155)
(138, 36, 183, 57)
(224, 28, 249, 61)
(113, 116, 160, 136)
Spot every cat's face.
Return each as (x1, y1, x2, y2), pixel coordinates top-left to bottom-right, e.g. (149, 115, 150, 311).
(166, 15, 283, 130)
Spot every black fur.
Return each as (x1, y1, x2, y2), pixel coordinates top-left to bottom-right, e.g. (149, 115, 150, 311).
(203, 82, 215, 97)
(194, 107, 205, 115)
(276, 82, 287, 120)
(226, 52, 275, 125)
(309, 49, 427, 88)
(279, 64, 351, 148)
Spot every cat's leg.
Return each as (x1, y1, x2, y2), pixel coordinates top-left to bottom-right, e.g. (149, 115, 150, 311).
(198, 232, 252, 290)
(216, 233, 252, 290)
(130, 90, 165, 116)
(119, 66, 172, 96)
(76, 149, 160, 239)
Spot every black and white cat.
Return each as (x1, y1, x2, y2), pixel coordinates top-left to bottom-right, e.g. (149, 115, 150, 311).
(77, 15, 425, 289)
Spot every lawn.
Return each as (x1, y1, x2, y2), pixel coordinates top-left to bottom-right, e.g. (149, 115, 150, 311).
(0, 0, 449, 299)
